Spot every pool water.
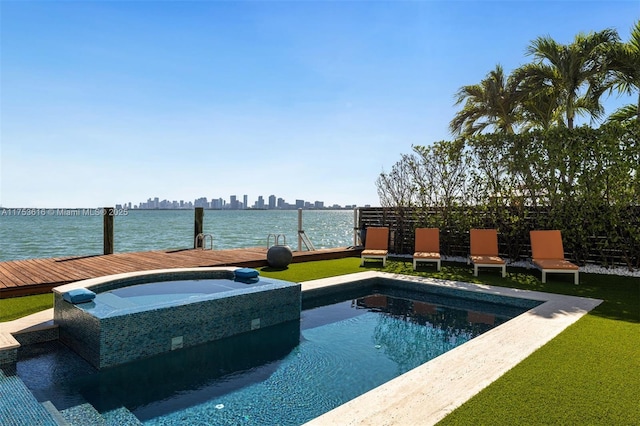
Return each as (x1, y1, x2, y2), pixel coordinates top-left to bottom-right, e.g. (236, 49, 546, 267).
(17, 287, 528, 425)
(112, 278, 254, 297)
(99, 278, 256, 307)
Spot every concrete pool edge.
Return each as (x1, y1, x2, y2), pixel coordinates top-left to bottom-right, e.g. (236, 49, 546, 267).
(302, 271, 603, 426)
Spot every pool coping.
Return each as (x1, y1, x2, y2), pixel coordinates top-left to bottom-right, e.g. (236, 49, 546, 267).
(302, 271, 603, 426)
(1, 270, 602, 425)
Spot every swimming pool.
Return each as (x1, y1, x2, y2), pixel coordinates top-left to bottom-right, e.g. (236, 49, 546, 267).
(16, 271, 541, 425)
(0, 271, 602, 426)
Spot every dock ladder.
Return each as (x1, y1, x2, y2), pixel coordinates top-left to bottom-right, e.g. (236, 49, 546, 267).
(296, 208, 316, 251)
(267, 233, 287, 248)
(298, 230, 316, 251)
(195, 233, 214, 250)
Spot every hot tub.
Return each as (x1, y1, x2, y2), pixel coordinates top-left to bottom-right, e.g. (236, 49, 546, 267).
(53, 267, 301, 369)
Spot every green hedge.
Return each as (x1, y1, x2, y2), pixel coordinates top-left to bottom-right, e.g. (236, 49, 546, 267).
(373, 122, 640, 268)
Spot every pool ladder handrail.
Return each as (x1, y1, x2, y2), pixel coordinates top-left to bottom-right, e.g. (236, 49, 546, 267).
(195, 233, 214, 250)
(297, 230, 316, 251)
(267, 233, 287, 248)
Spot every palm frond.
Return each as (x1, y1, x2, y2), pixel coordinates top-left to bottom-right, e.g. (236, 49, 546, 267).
(524, 29, 620, 129)
(450, 64, 524, 137)
(607, 20, 640, 96)
(606, 104, 638, 123)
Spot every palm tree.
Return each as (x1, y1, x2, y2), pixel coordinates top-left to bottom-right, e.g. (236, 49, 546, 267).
(606, 20, 640, 123)
(449, 64, 524, 137)
(514, 64, 565, 131)
(523, 29, 620, 129)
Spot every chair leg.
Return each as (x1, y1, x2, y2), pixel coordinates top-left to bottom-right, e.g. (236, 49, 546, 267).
(473, 265, 478, 277)
(541, 270, 547, 283)
(360, 257, 365, 267)
(436, 260, 441, 271)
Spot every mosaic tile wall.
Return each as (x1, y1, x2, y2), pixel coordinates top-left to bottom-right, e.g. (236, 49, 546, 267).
(0, 348, 17, 365)
(13, 327, 59, 346)
(55, 294, 102, 368)
(56, 279, 301, 370)
(0, 365, 57, 426)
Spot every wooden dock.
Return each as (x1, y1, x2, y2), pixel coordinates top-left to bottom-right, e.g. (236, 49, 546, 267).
(0, 247, 362, 298)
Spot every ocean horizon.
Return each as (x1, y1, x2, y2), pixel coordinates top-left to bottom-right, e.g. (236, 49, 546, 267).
(0, 209, 357, 262)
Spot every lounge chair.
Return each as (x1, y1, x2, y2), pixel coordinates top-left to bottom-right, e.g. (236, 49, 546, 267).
(360, 227, 389, 267)
(530, 230, 579, 284)
(468, 229, 506, 277)
(413, 228, 441, 271)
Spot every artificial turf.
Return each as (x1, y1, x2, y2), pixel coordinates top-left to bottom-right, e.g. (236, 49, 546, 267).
(2, 257, 638, 423)
(0, 293, 53, 323)
(437, 314, 639, 425)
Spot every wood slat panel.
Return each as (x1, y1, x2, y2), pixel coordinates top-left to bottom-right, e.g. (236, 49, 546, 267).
(23, 259, 86, 285)
(1, 260, 41, 287)
(0, 247, 360, 298)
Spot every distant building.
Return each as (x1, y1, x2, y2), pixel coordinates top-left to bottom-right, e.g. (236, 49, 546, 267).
(211, 198, 224, 209)
(194, 197, 209, 208)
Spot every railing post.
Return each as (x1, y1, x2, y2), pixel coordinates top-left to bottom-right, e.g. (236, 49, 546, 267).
(194, 207, 204, 248)
(103, 207, 114, 255)
(353, 208, 359, 246)
(298, 208, 303, 252)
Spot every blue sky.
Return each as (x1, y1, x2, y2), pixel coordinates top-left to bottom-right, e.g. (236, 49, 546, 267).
(1, 1, 637, 208)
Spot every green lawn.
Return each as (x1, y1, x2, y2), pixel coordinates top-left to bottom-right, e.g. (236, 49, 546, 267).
(2, 257, 639, 423)
(0, 293, 53, 323)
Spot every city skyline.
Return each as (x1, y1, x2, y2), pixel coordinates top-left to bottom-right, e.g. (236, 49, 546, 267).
(121, 193, 367, 211)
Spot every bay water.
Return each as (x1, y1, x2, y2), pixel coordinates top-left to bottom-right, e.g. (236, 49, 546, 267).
(0, 209, 357, 261)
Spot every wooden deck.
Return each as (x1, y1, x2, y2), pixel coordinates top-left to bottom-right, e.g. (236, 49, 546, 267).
(0, 247, 362, 298)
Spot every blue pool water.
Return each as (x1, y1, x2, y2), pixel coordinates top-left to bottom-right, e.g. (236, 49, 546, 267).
(16, 286, 531, 425)
(111, 278, 254, 298)
(90, 278, 261, 311)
